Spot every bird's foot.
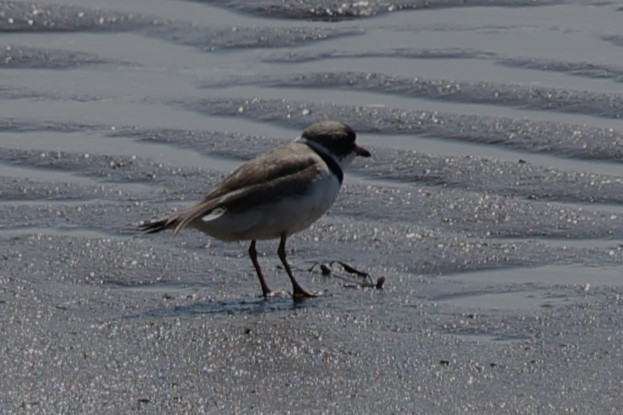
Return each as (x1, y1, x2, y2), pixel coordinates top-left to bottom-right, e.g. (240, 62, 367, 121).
(261, 290, 289, 300)
(292, 288, 317, 301)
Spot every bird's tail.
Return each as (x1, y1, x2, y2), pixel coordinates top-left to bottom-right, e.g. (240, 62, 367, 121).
(138, 218, 171, 234)
(137, 212, 183, 235)
(137, 198, 222, 236)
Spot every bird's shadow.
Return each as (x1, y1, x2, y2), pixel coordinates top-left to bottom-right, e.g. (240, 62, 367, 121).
(124, 296, 317, 319)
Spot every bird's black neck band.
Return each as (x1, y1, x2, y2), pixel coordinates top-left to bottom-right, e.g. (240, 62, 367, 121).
(312, 147, 343, 184)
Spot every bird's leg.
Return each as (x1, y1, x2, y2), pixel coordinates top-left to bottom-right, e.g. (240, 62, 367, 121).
(278, 234, 316, 300)
(249, 240, 272, 298)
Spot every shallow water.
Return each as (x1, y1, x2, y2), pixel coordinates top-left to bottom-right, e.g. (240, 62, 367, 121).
(2, 0, 623, 301)
(2, 1, 623, 413)
(2, 0, 623, 299)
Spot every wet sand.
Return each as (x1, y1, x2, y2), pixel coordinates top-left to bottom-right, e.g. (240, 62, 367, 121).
(2, 0, 623, 413)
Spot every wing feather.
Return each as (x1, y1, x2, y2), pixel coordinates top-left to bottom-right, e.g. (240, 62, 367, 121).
(171, 143, 322, 233)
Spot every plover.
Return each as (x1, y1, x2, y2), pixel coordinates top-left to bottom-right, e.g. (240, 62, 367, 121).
(139, 120, 370, 300)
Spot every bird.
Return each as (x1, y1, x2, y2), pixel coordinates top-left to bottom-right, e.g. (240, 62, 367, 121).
(139, 120, 371, 300)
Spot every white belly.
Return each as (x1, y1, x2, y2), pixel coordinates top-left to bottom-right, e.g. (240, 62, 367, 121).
(192, 174, 341, 241)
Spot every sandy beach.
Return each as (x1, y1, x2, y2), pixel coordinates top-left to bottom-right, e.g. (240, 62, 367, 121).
(2, 0, 623, 413)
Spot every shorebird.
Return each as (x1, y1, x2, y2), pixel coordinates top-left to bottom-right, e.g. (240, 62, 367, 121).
(139, 120, 370, 300)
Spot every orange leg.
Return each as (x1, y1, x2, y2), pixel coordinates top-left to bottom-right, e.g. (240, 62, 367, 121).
(278, 234, 315, 300)
(248, 240, 271, 298)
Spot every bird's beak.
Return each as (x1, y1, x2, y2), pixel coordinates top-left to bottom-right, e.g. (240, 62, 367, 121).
(354, 145, 371, 158)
